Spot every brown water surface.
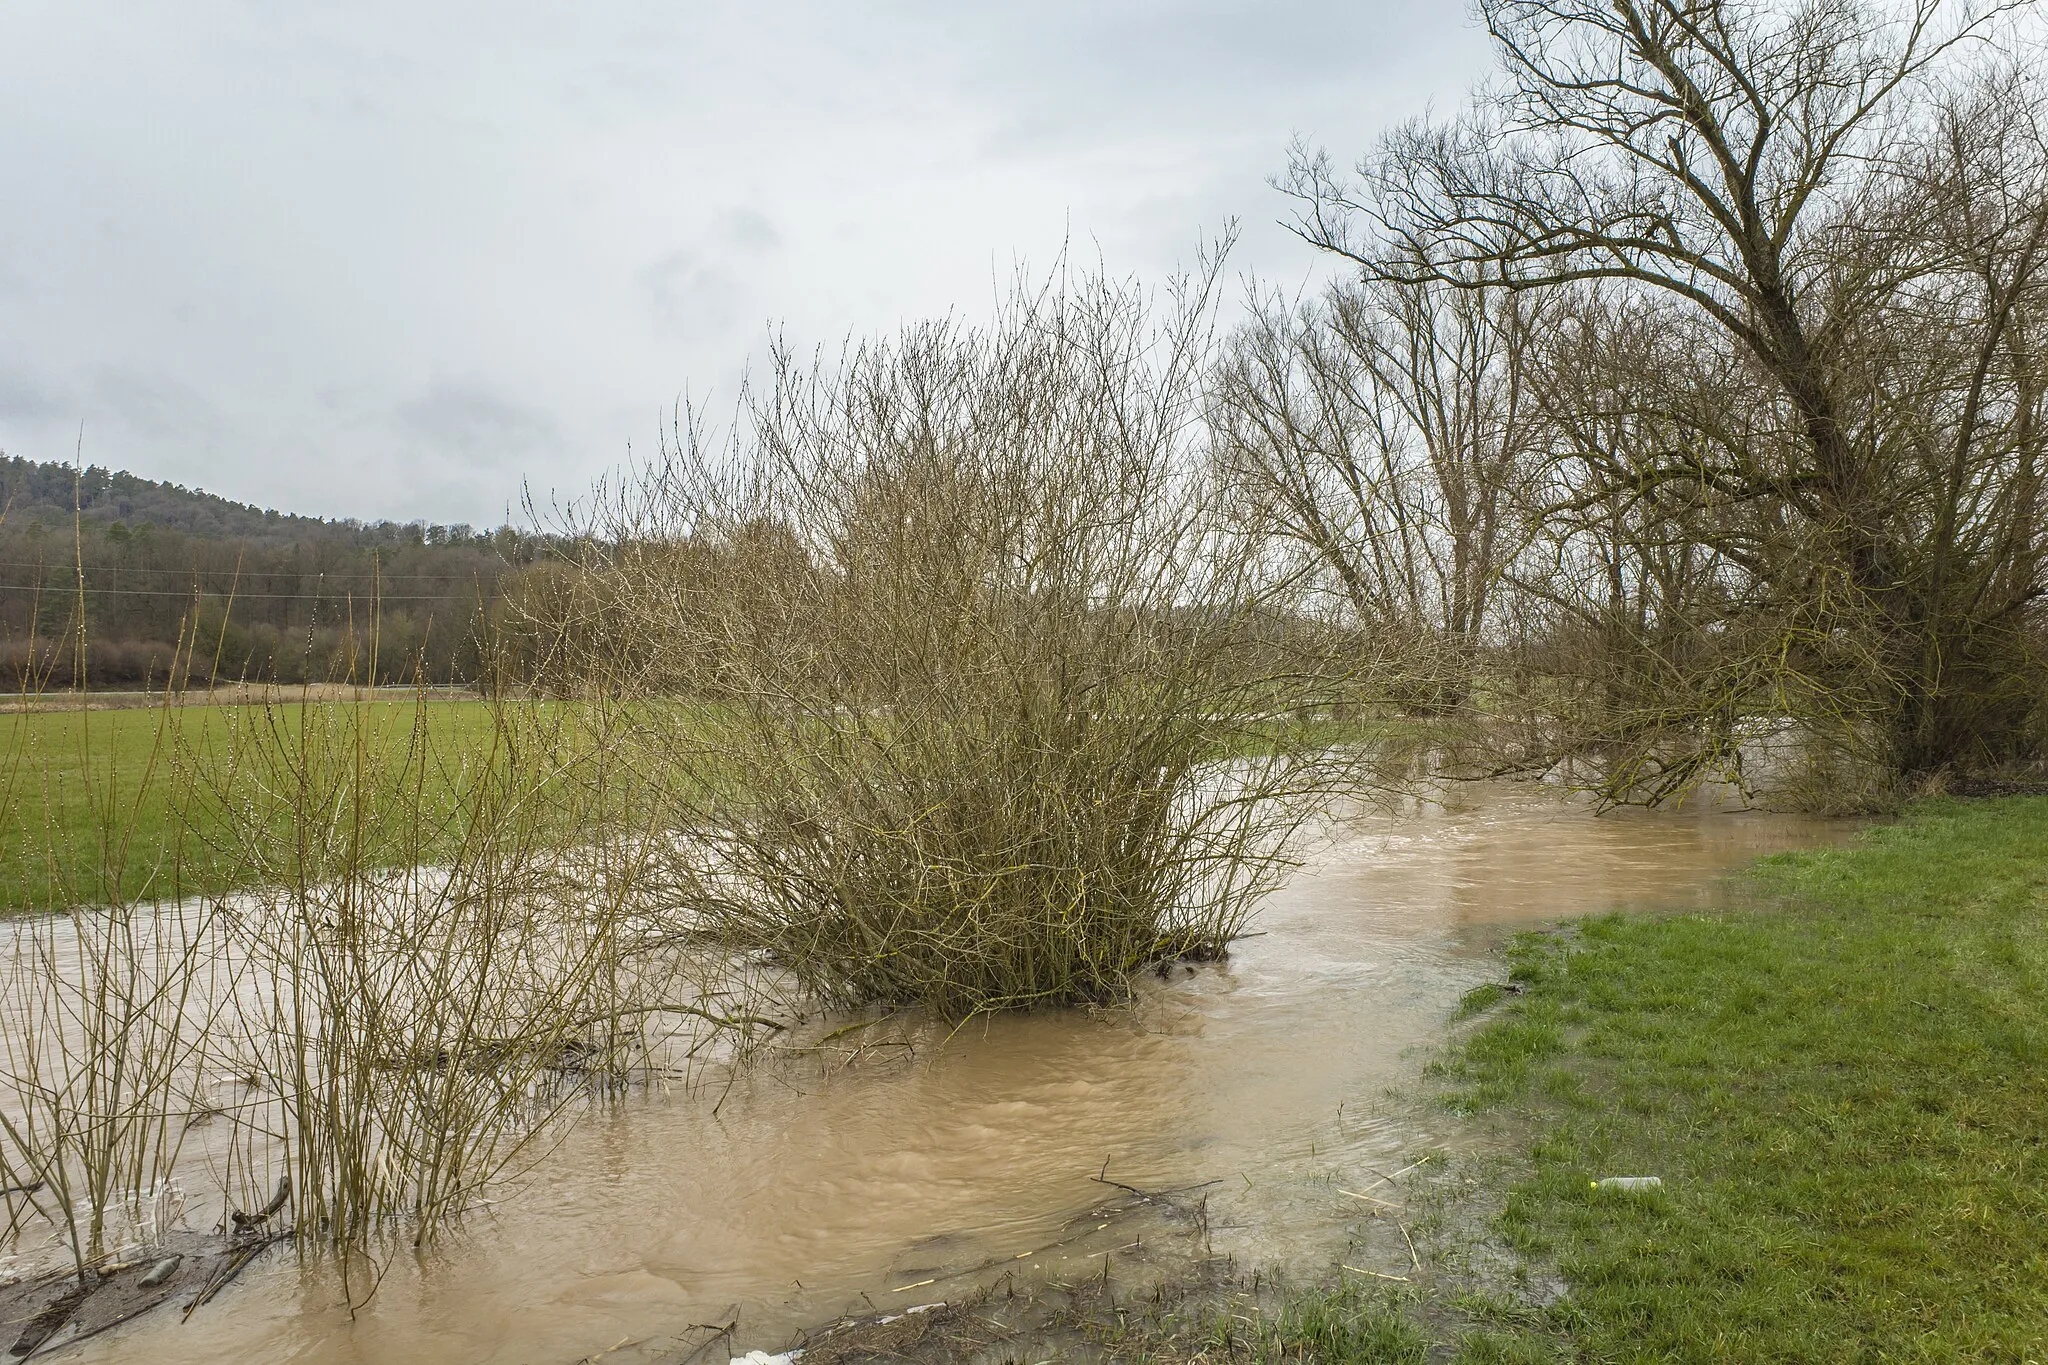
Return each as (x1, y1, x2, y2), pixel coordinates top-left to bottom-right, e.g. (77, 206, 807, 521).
(78, 784, 1850, 1364)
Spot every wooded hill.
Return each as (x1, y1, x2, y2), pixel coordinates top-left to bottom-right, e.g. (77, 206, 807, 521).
(0, 456, 542, 687)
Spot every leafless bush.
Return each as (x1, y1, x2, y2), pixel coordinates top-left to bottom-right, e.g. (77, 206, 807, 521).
(0, 631, 757, 1300)
(542, 260, 1366, 1016)
(0, 902, 224, 1279)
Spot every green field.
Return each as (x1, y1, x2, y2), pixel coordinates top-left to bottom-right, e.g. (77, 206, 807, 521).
(0, 699, 518, 914)
(0, 694, 1383, 918)
(1438, 797, 2048, 1361)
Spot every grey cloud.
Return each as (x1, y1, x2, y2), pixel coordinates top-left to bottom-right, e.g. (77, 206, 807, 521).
(639, 250, 743, 341)
(89, 369, 232, 445)
(0, 2, 1482, 525)
(719, 209, 781, 252)
(637, 211, 780, 341)
(827, 1, 1480, 148)
(0, 370, 75, 425)
(393, 381, 563, 466)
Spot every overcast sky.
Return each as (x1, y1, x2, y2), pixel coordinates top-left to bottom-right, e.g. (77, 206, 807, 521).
(0, 3, 1490, 527)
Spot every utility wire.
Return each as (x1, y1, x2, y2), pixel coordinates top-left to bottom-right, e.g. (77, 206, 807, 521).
(0, 583, 492, 602)
(0, 559, 518, 581)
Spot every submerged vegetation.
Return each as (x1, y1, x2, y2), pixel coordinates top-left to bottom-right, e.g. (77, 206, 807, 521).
(892, 796, 2041, 1364)
(0, 261, 1375, 1305)
(0, 679, 778, 1316)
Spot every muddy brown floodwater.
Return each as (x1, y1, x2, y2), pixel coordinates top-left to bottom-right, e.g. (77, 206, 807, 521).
(72, 783, 1850, 1365)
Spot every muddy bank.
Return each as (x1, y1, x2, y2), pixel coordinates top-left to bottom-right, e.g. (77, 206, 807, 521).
(690, 1152, 1521, 1365)
(0, 1228, 283, 1359)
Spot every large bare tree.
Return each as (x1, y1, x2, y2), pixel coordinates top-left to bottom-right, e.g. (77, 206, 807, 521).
(1284, 0, 2048, 797)
(1213, 270, 1545, 711)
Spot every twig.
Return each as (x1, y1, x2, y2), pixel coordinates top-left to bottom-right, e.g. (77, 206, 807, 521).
(28, 1292, 175, 1357)
(1355, 1157, 1429, 1192)
(575, 1003, 787, 1033)
(184, 1232, 287, 1320)
(1092, 1158, 1146, 1198)
(229, 1175, 291, 1232)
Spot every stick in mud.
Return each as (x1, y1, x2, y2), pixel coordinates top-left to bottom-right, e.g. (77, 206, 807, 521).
(228, 1176, 291, 1233)
(1092, 1159, 1147, 1198)
(183, 1232, 287, 1320)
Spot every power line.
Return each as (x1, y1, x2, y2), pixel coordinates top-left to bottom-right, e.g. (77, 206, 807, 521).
(0, 583, 495, 603)
(0, 559, 517, 581)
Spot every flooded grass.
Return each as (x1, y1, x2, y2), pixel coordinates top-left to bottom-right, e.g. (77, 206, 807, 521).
(1424, 796, 2048, 1359)
(0, 751, 1846, 1357)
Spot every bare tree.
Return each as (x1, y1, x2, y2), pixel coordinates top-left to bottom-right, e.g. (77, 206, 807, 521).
(536, 259, 1366, 1015)
(1285, 0, 2048, 798)
(1213, 269, 1546, 710)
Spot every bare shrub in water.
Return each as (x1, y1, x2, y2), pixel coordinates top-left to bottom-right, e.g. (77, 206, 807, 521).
(546, 262, 1362, 1016)
(0, 613, 755, 1293)
(0, 621, 227, 1278)
(0, 902, 223, 1278)
(191, 693, 671, 1289)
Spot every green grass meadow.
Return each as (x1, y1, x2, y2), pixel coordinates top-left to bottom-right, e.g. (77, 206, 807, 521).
(0, 698, 517, 914)
(1439, 797, 2048, 1361)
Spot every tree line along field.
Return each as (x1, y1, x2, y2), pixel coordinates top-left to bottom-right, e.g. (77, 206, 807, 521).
(0, 455, 546, 689)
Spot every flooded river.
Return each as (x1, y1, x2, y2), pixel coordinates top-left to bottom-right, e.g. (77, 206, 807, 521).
(73, 784, 1848, 1364)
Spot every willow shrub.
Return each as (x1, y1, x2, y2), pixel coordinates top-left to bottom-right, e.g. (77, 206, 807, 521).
(553, 263, 1369, 1016)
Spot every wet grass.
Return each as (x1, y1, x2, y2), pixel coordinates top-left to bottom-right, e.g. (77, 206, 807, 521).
(1255, 1285, 1428, 1363)
(0, 699, 520, 913)
(1431, 796, 2048, 1360)
(1107, 1284, 1432, 1364)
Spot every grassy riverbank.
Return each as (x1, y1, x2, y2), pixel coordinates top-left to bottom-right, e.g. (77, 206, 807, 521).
(1035, 796, 2048, 1362)
(1428, 795, 2048, 1361)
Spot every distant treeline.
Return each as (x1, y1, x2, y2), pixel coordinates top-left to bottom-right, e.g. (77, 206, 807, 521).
(0, 456, 551, 688)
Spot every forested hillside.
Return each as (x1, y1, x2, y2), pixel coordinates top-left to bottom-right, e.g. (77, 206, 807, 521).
(0, 456, 543, 687)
